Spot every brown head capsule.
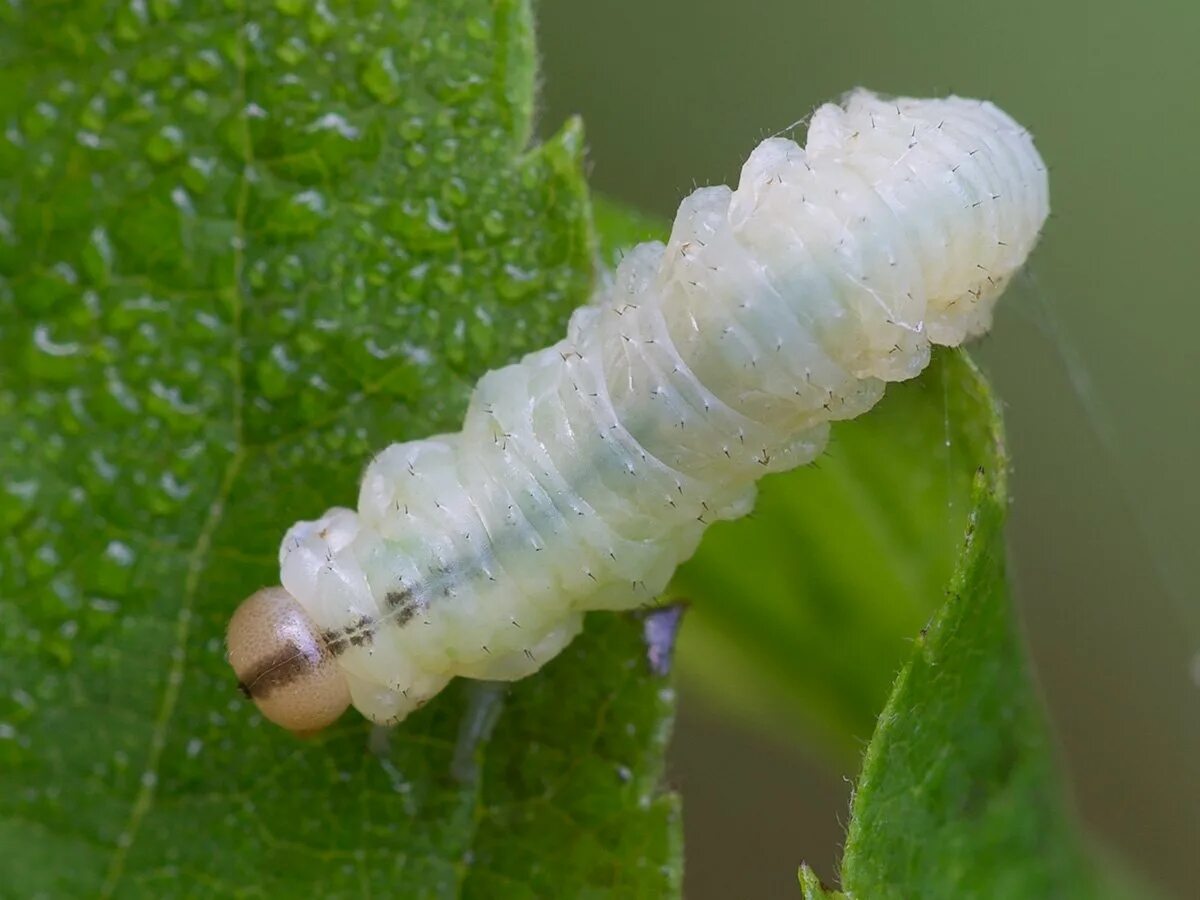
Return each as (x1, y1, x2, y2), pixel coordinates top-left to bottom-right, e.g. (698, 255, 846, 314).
(226, 586, 351, 734)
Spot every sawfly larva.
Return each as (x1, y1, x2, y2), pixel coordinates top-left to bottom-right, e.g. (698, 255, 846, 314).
(226, 89, 1049, 733)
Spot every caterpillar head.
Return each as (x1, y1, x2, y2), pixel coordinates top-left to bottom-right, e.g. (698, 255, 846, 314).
(226, 586, 351, 734)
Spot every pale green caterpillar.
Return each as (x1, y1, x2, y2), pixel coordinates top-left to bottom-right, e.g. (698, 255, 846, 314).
(226, 89, 1049, 733)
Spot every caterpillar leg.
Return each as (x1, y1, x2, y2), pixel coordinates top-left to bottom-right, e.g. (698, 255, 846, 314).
(450, 681, 509, 784)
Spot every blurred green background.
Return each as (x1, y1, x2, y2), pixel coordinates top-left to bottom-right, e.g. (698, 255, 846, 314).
(536, 1, 1199, 897)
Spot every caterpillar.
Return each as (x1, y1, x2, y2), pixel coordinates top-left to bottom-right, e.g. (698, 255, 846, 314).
(226, 89, 1049, 734)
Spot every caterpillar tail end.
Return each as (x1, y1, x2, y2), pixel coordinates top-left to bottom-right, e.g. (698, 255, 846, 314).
(226, 586, 352, 735)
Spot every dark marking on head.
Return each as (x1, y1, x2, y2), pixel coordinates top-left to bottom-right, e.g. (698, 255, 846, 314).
(238, 640, 324, 699)
(226, 586, 352, 733)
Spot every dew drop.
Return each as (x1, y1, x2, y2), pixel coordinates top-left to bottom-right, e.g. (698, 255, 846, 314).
(278, 189, 329, 235)
(29, 318, 76, 359)
(399, 116, 424, 142)
(1, 479, 38, 529)
(481, 209, 506, 238)
(425, 198, 452, 234)
(309, 112, 359, 141)
(150, 0, 180, 21)
(465, 17, 490, 41)
(114, 0, 149, 42)
(307, 1, 337, 43)
(92, 540, 136, 597)
(182, 154, 216, 194)
(145, 125, 184, 164)
(361, 49, 402, 104)
(81, 227, 115, 285)
(276, 36, 307, 66)
(185, 48, 222, 85)
(22, 101, 59, 140)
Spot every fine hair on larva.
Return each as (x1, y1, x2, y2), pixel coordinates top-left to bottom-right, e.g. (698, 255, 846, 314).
(225, 88, 1050, 734)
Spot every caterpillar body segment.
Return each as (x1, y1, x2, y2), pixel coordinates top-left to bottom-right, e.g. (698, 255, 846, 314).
(226, 90, 1049, 732)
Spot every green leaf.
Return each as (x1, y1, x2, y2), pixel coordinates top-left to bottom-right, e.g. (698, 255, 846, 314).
(836, 355, 1118, 898)
(798, 863, 846, 899)
(0, 3, 679, 897)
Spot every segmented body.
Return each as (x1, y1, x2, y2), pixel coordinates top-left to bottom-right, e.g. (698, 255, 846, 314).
(229, 89, 1049, 728)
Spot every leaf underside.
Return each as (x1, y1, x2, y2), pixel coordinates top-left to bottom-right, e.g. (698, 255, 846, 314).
(803, 355, 1119, 899)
